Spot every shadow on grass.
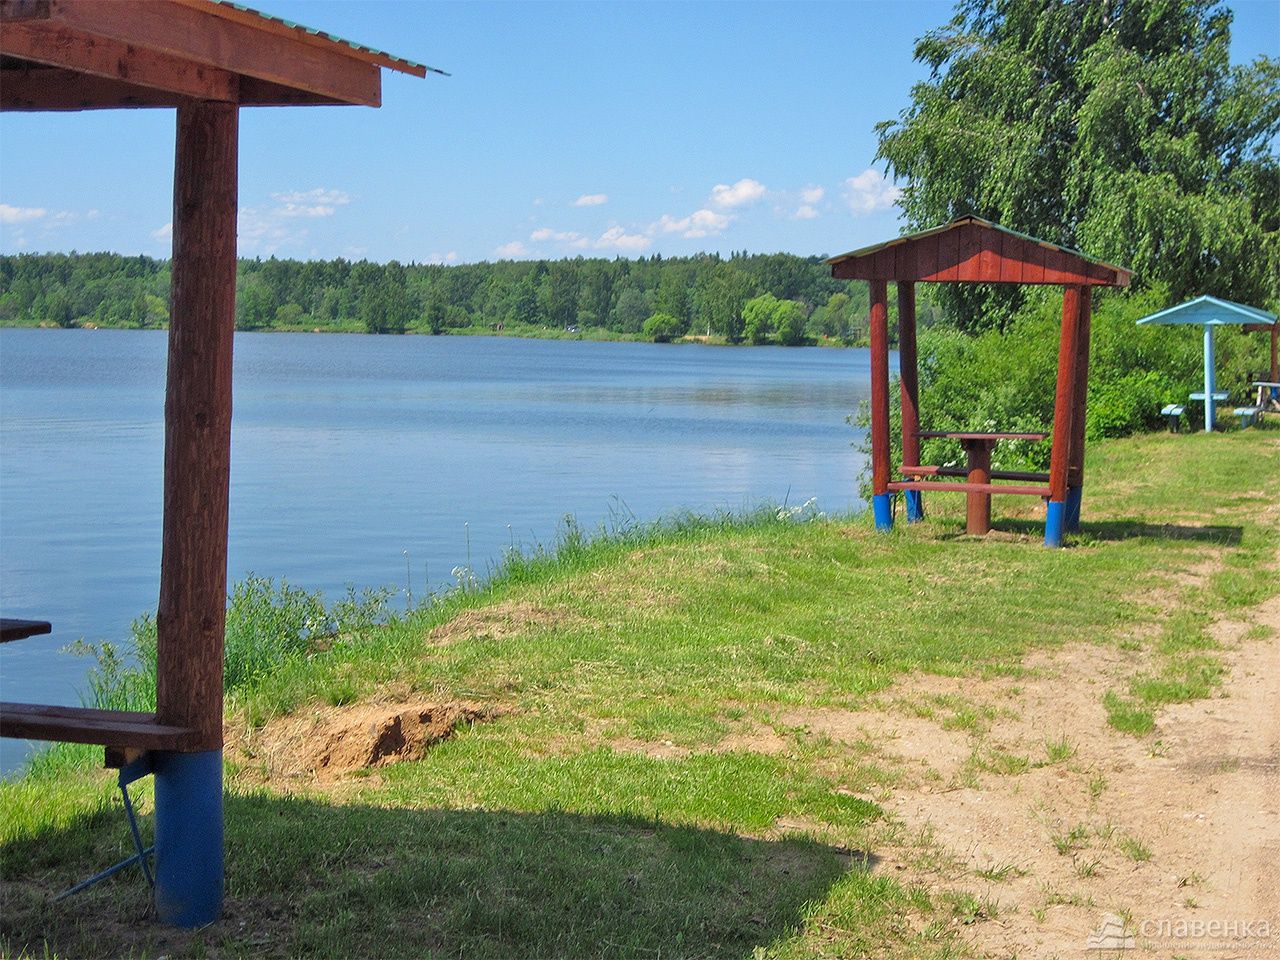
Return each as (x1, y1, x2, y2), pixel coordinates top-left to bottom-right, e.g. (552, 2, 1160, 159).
(947, 517, 1244, 545)
(2, 792, 867, 959)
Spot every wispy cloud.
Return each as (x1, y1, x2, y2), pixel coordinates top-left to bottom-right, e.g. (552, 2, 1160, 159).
(531, 227, 585, 244)
(594, 226, 649, 252)
(495, 240, 529, 258)
(271, 188, 351, 218)
(800, 185, 825, 204)
(237, 187, 352, 253)
(655, 208, 731, 239)
(843, 169, 901, 213)
(426, 251, 458, 265)
(793, 205, 819, 220)
(152, 222, 173, 241)
(0, 203, 47, 224)
(709, 178, 767, 209)
(573, 193, 608, 207)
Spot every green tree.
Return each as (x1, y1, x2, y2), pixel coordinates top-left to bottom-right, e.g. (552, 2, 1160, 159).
(774, 299, 808, 346)
(695, 265, 756, 343)
(743, 293, 779, 345)
(642, 312, 685, 343)
(876, 0, 1280, 329)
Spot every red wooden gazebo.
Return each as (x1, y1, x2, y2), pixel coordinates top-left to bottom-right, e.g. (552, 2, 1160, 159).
(827, 216, 1132, 546)
(0, 0, 430, 927)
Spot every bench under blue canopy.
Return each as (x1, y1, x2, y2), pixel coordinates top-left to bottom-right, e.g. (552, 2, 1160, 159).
(1136, 295, 1277, 432)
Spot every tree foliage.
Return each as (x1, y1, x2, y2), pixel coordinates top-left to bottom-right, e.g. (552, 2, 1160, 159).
(876, 0, 1280, 330)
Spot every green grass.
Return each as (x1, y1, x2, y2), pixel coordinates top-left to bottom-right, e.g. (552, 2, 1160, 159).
(3, 425, 1278, 958)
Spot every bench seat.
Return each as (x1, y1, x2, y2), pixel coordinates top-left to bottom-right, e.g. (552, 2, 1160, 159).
(0, 702, 198, 750)
(887, 479, 1051, 497)
(901, 464, 1050, 483)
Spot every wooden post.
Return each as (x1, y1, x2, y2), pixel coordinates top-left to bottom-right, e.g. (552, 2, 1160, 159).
(869, 279, 892, 530)
(154, 99, 237, 928)
(1046, 285, 1082, 546)
(1066, 286, 1092, 531)
(964, 440, 993, 535)
(897, 281, 923, 522)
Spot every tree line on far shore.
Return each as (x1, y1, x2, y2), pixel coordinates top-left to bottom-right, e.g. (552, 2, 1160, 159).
(0, 250, 947, 346)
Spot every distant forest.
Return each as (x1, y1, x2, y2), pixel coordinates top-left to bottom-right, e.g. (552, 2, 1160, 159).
(0, 251, 943, 345)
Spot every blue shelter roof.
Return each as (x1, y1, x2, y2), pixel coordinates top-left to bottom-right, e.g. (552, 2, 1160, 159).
(1136, 295, 1276, 326)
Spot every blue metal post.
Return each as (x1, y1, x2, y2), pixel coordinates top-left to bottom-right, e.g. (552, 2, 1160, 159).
(904, 490, 924, 523)
(153, 749, 223, 928)
(1064, 486, 1083, 533)
(1203, 324, 1216, 432)
(872, 493, 893, 532)
(1045, 500, 1066, 548)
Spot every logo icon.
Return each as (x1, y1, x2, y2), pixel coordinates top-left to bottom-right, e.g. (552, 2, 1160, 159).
(1086, 913, 1136, 951)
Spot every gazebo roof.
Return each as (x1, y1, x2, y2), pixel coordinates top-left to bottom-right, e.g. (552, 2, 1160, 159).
(827, 215, 1132, 288)
(0, 0, 441, 110)
(1135, 295, 1277, 327)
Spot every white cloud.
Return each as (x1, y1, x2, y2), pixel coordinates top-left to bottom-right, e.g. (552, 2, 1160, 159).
(794, 205, 820, 220)
(842, 169, 901, 214)
(573, 193, 608, 207)
(709, 178, 767, 208)
(531, 227, 583, 243)
(152, 222, 173, 241)
(656, 208, 731, 239)
(0, 203, 46, 224)
(594, 226, 650, 252)
(495, 240, 529, 258)
(426, 251, 458, 265)
(86, 209, 101, 221)
(800, 185, 825, 204)
(271, 188, 351, 218)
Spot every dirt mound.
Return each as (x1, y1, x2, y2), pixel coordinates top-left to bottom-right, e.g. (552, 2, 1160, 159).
(236, 701, 506, 782)
(429, 601, 577, 646)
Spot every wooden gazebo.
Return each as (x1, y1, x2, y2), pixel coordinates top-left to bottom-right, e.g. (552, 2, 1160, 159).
(0, 0, 430, 927)
(827, 216, 1132, 546)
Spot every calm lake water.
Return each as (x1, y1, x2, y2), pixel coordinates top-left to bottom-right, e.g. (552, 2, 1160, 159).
(0, 329, 873, 774)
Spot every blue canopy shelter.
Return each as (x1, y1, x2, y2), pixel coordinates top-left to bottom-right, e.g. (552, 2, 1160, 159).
(1136, 296, 1278, 432)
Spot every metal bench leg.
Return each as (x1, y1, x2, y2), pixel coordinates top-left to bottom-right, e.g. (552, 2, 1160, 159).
(1065, 486, 1083, 533)
(1045, 500, 1066, 548)
(872, 492, 893, 532)
(904, 490, 924, 523)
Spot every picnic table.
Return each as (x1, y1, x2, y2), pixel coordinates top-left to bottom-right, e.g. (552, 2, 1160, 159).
(913, 431, 1050, 534)
(0, 619, 51, 643)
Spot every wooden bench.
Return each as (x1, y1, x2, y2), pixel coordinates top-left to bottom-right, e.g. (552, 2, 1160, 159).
(0, 702, 197, 751)
(1, 618, 52, 643)
(905, 431, 1051, 534)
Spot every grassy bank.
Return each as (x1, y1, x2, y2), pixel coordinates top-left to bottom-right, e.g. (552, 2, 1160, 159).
(2, 425, 1277, 958)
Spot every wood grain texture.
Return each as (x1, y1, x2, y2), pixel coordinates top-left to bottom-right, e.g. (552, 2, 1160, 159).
(1048, 286, 1083, 502)
(156, 100, 237, 751)
(0, 702, 197, 749)
(1068, 286, 1092, 484)
(886, 480, 1051, 497)
(897, 281, 921, 473)
(868, 280, 891, 496)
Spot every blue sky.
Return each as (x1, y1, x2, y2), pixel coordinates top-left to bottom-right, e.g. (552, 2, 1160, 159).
(1, 0, 1276, 264)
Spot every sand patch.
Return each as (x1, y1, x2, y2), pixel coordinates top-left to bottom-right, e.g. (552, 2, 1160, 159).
(233, 701, 507, 782)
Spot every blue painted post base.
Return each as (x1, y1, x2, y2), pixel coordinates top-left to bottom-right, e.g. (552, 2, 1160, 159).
(1044, 500, 1066, 548)
(154, 749, 223, 928)
(1064, 486, 1083, 533)
(872, 493, 893, 532)
(904, 490, 924, 523)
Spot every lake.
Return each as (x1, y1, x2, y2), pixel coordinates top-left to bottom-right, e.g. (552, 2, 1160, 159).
(0, 329, 874, 774)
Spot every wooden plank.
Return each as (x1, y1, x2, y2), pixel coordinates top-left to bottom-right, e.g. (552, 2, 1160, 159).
(156, 101, 237, 752)
(956, 223, 984, 281)
(1023, 243, 1046, 284)
(0, 0, 51, 20)
(937, 224, 961, 281)
(51, 0, 381, 106)
(0, 66, 186, 109)
(902, 465, 1050, 482)
(886, 480, 1051, 497)
(916, 430, 1048, 441)
(0, 702, 197, 748)
(868, 279, 891, 496)
(0, 20, 238, 101)
(978, 230, 1000, 281)
(0, 618, 51, 642)
(997, 230, 1022, 282)
(1048, 286, 1082, 502)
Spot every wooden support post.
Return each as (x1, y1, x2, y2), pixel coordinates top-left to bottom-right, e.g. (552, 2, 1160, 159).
(154, 99, 237, 928)
(964, 442, 993, 535)
(1046, 285, 1082, 547)
(896, 281, 923, 522)
(868, 279, 892, 531)
(1066, 286, 1091, 531)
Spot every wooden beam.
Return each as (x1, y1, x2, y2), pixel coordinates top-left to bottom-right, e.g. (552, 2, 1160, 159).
(0, 0, 51, 21)
(1048, 286, 1083, 503)
(897, 281, 921, 473)
(1068, 286, 1092, 486)
(886, 480, 1051, 497)
(0, 20, 237, 102)
(0, 65, 186, 109)
(51, 0, 382, 106)
(868, 279, 891, 497)
(156, 100, 237, 752)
